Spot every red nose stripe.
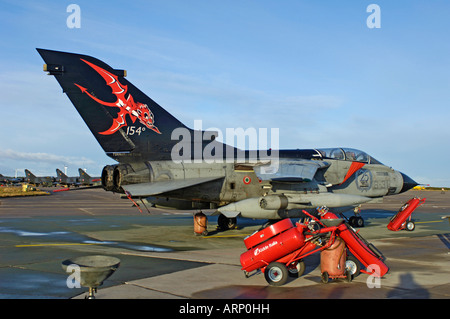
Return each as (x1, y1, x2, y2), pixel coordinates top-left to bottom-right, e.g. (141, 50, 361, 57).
(341, 162, 366, 185)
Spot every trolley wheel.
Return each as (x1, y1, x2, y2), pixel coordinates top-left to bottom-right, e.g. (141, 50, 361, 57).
(345, 255, 361, 278)
(321, 271, 329, 284)
(405, 221, 415, 231)
(345, 270, 352, 283)
(288, 261, 306, 278)
(264, 262, 288, 286)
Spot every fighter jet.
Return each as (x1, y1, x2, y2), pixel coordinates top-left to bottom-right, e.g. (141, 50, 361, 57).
(0, 174, 8, 185)
(0, 174, 23, 185)
(25, 169, 55, 187)
(78, 168, 101, 186)
(37, 49, 417, 229)
(56, 169, 80, 187)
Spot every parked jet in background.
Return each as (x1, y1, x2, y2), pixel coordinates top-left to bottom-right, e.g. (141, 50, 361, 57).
(38, 49, 417, 229)
(0, 174, 23, 185)
(56, 169, 80, 187)
(78, 168, 101, 186)
(25, 169, 55, 187)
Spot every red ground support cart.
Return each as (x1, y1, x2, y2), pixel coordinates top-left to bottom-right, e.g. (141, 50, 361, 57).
(320, 211, 388, 279)
(240, 211, 388, 286)
(387, 197, 426, 231)
(241, 218, 343, 286)
(334, 219, 389, 278)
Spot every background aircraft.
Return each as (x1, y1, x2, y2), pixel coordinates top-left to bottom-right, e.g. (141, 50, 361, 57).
(78, 168, 101, 186)
(56, 169, 80, 187)
(24, 169, 55, 187)
(38, 49, 417, 229)
(0, 174, 23, 185)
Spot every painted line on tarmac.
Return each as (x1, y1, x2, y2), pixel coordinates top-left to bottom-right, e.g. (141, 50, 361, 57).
(204, 234, 251, 238)
(15, 243, 100, 247)
(415, 220, 445, 224)
(78, 208, 94, 215)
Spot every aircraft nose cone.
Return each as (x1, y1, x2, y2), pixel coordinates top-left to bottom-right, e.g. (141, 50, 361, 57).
(400, 173, 418, 193)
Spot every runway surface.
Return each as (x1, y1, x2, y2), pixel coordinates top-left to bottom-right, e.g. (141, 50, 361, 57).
(0, 188, 449, 301)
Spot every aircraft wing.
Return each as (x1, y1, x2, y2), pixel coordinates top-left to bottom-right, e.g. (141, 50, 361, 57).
(121, 176, 223, 197)
(254, 159, 329, 182)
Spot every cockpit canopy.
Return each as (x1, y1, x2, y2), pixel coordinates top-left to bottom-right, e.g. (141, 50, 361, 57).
(316, 148, 383, 165)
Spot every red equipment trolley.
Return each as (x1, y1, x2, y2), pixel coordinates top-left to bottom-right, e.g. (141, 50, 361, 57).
(240, 211, 388, 286)
(387, 197, 426, 231)
(240, 218, 342, 286)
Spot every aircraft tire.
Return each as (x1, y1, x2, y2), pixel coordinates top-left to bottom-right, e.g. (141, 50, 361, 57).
(349, 216, 356, 225)
(355, 217, 364, 227)
(218, 214, 237, 230)
(350, 216, 364, 227)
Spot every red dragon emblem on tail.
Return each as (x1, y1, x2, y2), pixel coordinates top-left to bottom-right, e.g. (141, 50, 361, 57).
(74, 58, 161, 135)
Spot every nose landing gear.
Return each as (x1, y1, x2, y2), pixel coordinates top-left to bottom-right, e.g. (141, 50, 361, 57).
(347, 206, 364, 228)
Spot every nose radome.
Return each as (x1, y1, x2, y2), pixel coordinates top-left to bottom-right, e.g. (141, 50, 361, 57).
(400, 173, 418, 193)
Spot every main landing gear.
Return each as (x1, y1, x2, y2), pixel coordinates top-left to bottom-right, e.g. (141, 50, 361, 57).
(217, 214, 237, 230)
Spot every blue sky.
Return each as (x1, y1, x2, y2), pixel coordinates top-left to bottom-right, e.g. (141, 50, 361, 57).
(0, 1, 449, 186)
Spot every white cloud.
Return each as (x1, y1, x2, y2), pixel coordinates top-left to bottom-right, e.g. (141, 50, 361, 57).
(0, 149, 96, 167)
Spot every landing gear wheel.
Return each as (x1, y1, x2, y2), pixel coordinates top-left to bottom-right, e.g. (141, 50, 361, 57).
(349, 216, 364, 227)
(264, 262, 288, 286)
(218, 214, 237, 230)
(288, 261, 306, 278)
(405, 221, 415, 231)
(349, 216, 356, 226)
(355, 216, 364, 227)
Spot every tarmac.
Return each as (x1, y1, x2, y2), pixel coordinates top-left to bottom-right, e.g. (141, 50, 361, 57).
(0, 188, 449, 302)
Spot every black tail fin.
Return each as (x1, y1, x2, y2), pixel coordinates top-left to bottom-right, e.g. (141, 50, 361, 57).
(78, 168, 90, 180)
(56, 169, 67, 183)
(78, 168, 101, 185)
(37, 48, 189, 162)
(24, 169, 36, 183)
